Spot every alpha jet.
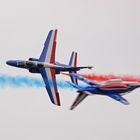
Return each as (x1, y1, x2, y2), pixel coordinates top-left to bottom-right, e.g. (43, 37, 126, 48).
(6, 29, 92, 106)
(67, 73, 140, 110)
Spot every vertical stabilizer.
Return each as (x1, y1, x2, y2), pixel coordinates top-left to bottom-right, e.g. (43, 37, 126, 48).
(68, 51, 78, 84)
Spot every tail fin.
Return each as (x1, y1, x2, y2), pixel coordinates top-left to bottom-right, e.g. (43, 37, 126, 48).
(68, 51, 78, 84)
(69, 51, 77, 67)
(69, 51, 93, 71)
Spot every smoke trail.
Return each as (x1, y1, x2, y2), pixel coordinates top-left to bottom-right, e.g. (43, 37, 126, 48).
(1, 73, 140, 89)
(0, 74, 71, 89)
(82, 73, 140, 82)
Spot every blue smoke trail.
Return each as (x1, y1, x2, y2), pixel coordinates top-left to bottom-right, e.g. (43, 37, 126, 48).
(0, 74, 72, 89)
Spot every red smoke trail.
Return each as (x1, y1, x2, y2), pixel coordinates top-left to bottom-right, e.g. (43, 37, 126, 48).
(82, 74, 140, 82)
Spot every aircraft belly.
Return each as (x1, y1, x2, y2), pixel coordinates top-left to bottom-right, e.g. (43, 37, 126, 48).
(107, 90, 126, 94)
(99, 88, 130, 95)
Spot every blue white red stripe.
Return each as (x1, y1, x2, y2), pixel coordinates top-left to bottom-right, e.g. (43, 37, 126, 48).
(45, 30, 57, 63)
(45, 68, 60, 105)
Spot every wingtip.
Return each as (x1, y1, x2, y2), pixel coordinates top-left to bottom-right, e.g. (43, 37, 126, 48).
(88, 66, 93, 69)
(52, 100, 61, 106)
(50, 29, 58, 31)
(57, 103, 61, 106)
(50, 29, 58, 34)
(70, 106, 75, 110)
(120, 98, 130, 105)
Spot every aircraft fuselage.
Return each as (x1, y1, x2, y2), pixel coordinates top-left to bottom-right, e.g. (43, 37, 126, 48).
(6, 60, 70, 73)
(6, 60, 89, 74)
(7, 60, 64, 69)
(79, 83, 140, 95)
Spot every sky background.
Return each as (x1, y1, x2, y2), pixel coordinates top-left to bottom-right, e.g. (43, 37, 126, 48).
(0, 0, 140, 140)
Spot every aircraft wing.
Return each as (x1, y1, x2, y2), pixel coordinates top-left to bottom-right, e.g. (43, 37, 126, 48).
(39, 29, 57, 63)
(70, 73, 99, 86)
(107, 94, 129, 105)
(39, 67, 61, 106)
(38, 29, 60, 105)
(70, 91, 89, 110)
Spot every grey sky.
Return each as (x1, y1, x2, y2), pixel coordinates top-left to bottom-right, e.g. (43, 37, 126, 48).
(0, 0, 140, 140)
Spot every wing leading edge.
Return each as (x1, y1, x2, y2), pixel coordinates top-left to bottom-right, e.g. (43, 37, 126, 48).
(70, 91, 89, 110)
(39, 29, 57, 63)
(107, 94, 129, 105)
(39, 67, 61, 106)
(69, 72, 90, 110)
(38, 30, 60, 106)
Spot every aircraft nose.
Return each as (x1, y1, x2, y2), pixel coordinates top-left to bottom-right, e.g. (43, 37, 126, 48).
(6, 60, 17, 67)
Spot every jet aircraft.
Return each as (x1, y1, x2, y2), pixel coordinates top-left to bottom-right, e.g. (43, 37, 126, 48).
(67, 73, 140, 110)
(6, 29, 92, 106)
